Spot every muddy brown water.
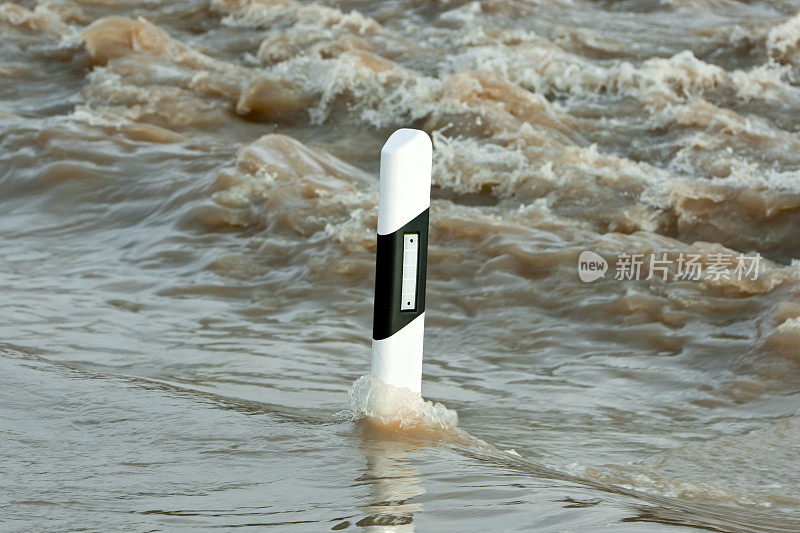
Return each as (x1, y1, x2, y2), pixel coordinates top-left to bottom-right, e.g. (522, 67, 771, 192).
(2, 0, 800, 531)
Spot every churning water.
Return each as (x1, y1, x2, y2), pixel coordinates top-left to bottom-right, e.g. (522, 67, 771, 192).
(2, 0, 800, 530)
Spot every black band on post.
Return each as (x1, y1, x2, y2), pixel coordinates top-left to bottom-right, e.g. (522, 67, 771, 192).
(372, 209, 429, 341)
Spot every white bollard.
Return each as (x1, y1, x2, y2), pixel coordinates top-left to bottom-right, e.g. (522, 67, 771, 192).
(371, 129, 432, 395)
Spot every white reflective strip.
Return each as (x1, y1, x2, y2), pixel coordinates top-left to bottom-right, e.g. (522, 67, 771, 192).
(400, 233, 418, 310)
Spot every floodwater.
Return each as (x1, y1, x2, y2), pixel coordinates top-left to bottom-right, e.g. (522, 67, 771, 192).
(2, 0, 800, 530)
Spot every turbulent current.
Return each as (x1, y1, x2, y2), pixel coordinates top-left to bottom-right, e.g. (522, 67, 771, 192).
(2, 0, 800, 530)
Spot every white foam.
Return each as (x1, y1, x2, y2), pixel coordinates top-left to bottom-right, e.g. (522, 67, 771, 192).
(344, 374, 458, 431)
(442, 41, 800, 109)
(767, 12, 800, 64)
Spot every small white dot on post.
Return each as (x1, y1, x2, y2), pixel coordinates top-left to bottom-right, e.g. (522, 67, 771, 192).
(371, 129, 432, 395)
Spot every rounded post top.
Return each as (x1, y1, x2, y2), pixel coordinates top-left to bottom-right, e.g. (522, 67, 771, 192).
(377, 129, 432, 235)
(381, 128, 432, 156)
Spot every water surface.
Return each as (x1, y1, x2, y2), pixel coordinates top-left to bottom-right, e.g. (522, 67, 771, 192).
(2, 0, 800, 530)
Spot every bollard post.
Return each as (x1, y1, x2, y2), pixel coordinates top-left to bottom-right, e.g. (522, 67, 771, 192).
(371, 129, 432, 394)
